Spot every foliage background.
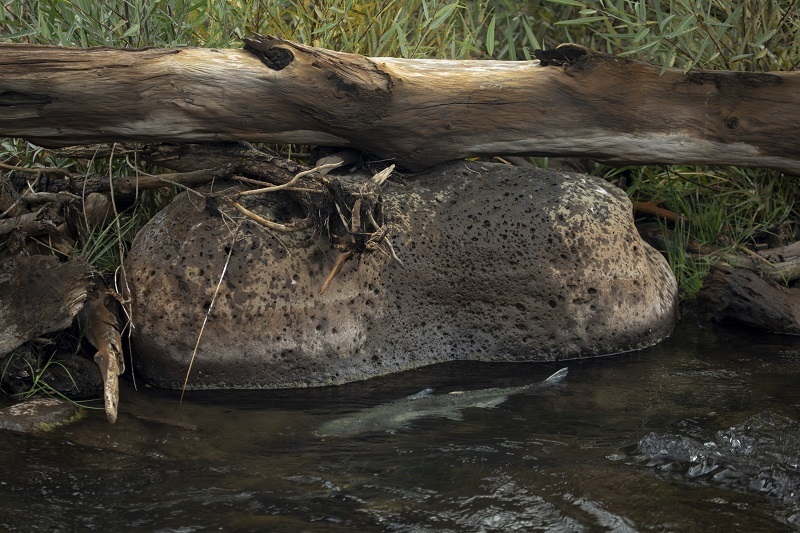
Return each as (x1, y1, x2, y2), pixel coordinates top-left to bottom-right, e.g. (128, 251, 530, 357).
(1, 0, 799, 298)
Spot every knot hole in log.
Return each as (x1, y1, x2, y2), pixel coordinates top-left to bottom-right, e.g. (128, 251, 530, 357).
(534, 45, 590, 68)
(243, 36, 294, 71)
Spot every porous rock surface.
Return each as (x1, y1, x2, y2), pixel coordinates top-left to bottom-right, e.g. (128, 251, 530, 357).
(125, 162, 678, 389)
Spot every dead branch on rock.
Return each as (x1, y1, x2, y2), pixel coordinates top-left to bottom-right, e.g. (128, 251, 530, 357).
(229, 200, 313, 233)
(226, 161, 341, 232)
(143, 144, 407, 281)
(181, 232, 237, 402)
(230, 174, 322, 194)
(234, 161, 343, 197)
(219, 157, 405, 293)
(358, 164, 405, 266)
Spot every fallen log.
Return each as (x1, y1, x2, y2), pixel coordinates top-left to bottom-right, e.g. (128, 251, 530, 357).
(728, 243, 800, 283)
(1, 37, 799, 173)
(759, 240, 800, 266)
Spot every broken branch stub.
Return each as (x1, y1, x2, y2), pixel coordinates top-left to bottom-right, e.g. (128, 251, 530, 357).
(0, 37, 798, 172)
(78, 288, 124, 423)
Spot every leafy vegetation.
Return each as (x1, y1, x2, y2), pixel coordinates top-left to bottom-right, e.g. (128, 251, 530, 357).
(1, 0, 798, 298)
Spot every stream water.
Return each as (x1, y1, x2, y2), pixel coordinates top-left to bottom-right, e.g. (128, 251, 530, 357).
(1, 320, 799, 531)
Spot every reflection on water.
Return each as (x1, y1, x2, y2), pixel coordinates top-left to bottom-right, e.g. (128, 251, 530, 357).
(1, 322, 799, 531)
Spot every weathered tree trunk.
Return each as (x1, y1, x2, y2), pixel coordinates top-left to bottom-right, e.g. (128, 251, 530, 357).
(1, 36, 799, 173)
(0, 256, 91, 356)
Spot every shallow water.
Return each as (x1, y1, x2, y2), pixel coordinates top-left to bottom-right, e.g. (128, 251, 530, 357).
(1, 321, 800, 531)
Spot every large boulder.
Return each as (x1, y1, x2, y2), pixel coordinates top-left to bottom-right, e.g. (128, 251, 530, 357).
(125, 162, 677, 389)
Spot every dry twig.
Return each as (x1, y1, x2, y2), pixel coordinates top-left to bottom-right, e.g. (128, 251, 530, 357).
(320, 249, 354, 295)
(230, 200, 313, 233)
(235, 161, 342, 198)
(181, 231, 237, 402)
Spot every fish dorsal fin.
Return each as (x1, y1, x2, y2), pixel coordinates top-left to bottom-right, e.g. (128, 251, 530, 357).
(406, 388, 434, 400)
(544, 368, 569, 383)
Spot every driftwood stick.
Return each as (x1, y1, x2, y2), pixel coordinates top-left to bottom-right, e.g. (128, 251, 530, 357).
(78, 288, 124, 423)
(1, 38, 798, 173)
(639, 223, 800, 283)
(66, 168, 223, 195)
(0, 208, 59, 236)
(759, 240, 800, 264)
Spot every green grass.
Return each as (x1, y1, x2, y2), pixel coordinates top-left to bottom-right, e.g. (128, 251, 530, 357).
(73, 206, 149, 272)
(1, 0, 799, 297)
(1, 347, 101, 408)
(2, 1, 796, 66)
(617, 163, 799, 298)
(545, 0, 800, 72)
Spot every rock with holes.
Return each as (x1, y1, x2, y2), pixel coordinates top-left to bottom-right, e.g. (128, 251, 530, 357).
(125, 161, 677, 389)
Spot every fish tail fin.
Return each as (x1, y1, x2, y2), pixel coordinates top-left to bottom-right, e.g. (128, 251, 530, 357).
(406, 388, 435, 400)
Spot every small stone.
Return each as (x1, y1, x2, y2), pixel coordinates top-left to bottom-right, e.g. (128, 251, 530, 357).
(0, 397, 83, 433)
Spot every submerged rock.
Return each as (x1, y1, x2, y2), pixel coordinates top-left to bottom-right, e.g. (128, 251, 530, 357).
(629, 411, 800, 505)
(125, 162, 678, 389)
(0, 397, 83, 433)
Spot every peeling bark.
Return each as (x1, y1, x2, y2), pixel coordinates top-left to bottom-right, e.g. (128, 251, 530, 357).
(0, 37, 798, 173)
(0, 209, 58, 236)
(0, 256, 90, 356)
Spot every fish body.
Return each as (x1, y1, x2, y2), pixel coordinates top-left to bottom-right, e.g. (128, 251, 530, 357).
(316, 367, 568, 437)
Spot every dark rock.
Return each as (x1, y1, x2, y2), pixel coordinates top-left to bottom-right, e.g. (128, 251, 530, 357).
(630, 411, 800, 505)
(125, 162, 678, 389)
(698, 264, 800, 334)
